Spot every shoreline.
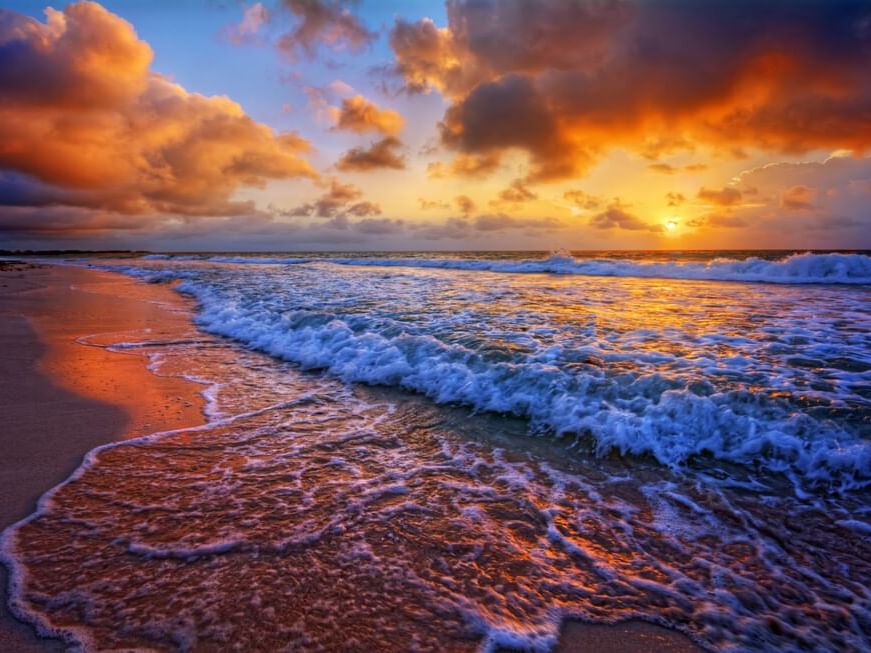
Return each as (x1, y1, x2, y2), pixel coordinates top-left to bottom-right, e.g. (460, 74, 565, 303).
(0, 262, 704, 652)
(0, 262, 206, 651)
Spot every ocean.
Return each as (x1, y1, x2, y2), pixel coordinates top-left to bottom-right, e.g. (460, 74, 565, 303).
(4, 250, 871, 651)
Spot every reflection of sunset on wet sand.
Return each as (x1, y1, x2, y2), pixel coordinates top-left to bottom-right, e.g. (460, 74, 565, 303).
(1, 1, 871, 651)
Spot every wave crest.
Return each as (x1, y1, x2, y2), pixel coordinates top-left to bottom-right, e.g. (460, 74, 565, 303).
(143, 252, 871, 285)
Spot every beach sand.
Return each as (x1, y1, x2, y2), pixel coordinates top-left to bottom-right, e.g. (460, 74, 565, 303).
(0, 262, 206, 651)
(0, 262, 702, 652)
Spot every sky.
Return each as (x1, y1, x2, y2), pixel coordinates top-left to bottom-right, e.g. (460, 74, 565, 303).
(1, 0, 870, 251)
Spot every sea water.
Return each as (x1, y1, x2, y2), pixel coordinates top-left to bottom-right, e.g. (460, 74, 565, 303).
(2, 251, 870, 651)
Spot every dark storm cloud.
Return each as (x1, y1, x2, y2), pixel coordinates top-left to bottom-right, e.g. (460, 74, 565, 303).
(391, 0, 871, 179)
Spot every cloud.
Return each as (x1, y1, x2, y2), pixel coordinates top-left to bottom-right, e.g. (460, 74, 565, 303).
(780, 185, 817, 210)
(706, 214, 749, 228)
(589, 204, 663, 232)
(389, 18, 471, 96)
(280, 179, 378, 218)
(687, 213, 749, 229)
(648, 163, 679, 175)
(439, 73, 584, 180)
(648, 162, 709, 175)
(697, 186, 743, 206)
(666, 192, 685, 207)
(492, 179, 537, 206)
(0, 205, 155, 238)
(0, 200, 399, 247)
(412, 212, 566, 239)
(329, 95, 404, 136)
(427, 153, 501, 178)
(276, 0, 376, 61)
(0, 2, 315, 221)
(473, 213, 563, 232)
(563, 189, 601, 211)
(418, 197, 450, 210)
(735, 154, 871, 199)
(327, 79, 355, 96)
(345, 200, 381, 216)
(454, 195, 475, 214)
(390, 0, 871, 180)
(351, 217, 404, 234)
(222, 3, 270, 45)
(685, 154, 871, 237)
(411, 216, 470, 240)
(336, 137, 406, 171)
(390, 2, 628, 97)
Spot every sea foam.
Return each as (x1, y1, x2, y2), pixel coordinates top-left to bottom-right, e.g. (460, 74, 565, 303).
(3, 265, 869, 652)
(96, 251, 871, 492)
(137, 251, 871, 285)
(165, 277, 870, 492)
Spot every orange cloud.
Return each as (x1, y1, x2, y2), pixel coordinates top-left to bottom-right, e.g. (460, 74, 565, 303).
(665, 192, 685, 207)
(336, 137, 406, 172)
(492, 179, 537, 206)
(454, 195, 475, 215)
(687, 213, 749, 229)
(418, 197, 450, 210)
(0, 2, 315, 218)
(648, 162, 709, 175)
(391, 0, 871, 180)
(426, 153, 501, 179)
(590, 203, 663, 232)
(697, 187, 743, 207)
(781, 185, 817, 211)
(330, 95, 404, 136)
(563, 189, 601, 211)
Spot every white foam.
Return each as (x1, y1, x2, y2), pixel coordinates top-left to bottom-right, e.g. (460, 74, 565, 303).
(141, 252, 871, 285)
(166, 278, 870, 492)
(325, 252, 871, 285)
(2, 304, 869, 652)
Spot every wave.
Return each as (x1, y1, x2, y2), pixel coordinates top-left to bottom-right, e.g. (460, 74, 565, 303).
(209, 256, 313, 265)
(167, 277, 871, 492)
(142, 254, 201, 261)
(142, 252, 871, 284)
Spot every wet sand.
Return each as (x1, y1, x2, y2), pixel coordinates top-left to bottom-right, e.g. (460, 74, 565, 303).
(556, 620, 703, 652)
(0, 262, 206, 651)
(0, 262, 703, 652)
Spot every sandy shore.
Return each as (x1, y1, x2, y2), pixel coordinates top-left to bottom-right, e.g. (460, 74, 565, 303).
(0, 261, 206, 651)
(0, 261, 702, 652)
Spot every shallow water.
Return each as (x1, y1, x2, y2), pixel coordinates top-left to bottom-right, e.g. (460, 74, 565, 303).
(3, 251, 871, 651)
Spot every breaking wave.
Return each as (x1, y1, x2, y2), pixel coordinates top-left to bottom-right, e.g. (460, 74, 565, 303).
(167, 277, 871, 492)
(141, 252, 871, 285)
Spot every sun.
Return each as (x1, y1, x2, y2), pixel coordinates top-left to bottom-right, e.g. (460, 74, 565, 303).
(665, 219, 678, 231)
